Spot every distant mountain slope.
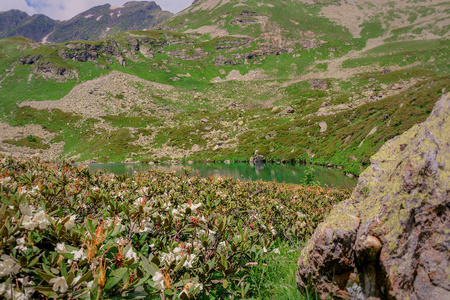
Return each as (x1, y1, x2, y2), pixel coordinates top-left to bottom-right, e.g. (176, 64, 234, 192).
(47, 1, 173, 43)
(0, 1, 172, 43)
(0, 10, 56, 42)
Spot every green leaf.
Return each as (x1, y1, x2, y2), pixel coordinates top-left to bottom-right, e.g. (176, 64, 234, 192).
(223, 279, 229, 288)
(66, 271, 75, 287)
(28, 253, 43, 268)
(124, 292, 148, 299)
(36, 270, 57, 283)
(73, 270, 93, 287)
(141, 257, 158, 276)
(108, 223, 122, 238)
(90, 278, 98, 300)
(104, 267, 128, 291)
(60, 259, 68, 277)
(34, 286, 58, 298)
(19, 256, 27, 267)
(86, 218, 95, 235)
(173, 255, 186, 273)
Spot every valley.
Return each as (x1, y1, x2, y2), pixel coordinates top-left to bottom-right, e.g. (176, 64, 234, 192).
(0, 0, 448, 176)
(0, 1, 449, 299)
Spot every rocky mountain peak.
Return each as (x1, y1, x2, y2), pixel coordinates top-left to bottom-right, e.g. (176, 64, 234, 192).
(0, 1, 172, 43)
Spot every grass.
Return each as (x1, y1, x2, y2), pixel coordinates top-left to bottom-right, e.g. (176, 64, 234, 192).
(2, 135, 50, 150)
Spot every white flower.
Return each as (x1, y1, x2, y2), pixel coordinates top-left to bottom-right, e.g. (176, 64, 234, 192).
(152, 271, 165, 291)
(137, 187, 149, 195)
(0, 177, 11, 186)
(272, 248, 281, 254)
(183, 254, 196, 269)
(134, 197, 145, 207)
(183, 202, 202, 214)
(14, 238, 27, 253)
(125, 248, 138, 262)
(138, 219, 154, 233)
(22, 215, 36, 230)
(172, 208, 184, 217)
(86, 281, 94, 289)
(263, 247, 268, 253)
(18, 187, 28, 196)
(64, 215, 76, 230)
(0, 255, 21, 276)
(297, 212, 306, 219)
(34, 211, 50, 230)
(179, 282, 203, 298)
(50, 276, 68, 293)
(0, 282, 6, 294)
(29, 185, 40, 197)
(71, 249, 87, 261)
(160, 252, 176, 265)
(12, 291, 27, 300)
(55, 243, 66, 253)
(19, 204, 33, 216)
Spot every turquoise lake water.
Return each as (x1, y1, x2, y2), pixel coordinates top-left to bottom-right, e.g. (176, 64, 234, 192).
(88, 162, 357, 189)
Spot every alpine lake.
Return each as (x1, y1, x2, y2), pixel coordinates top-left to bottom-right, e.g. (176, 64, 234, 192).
(88, 162, 357, 189)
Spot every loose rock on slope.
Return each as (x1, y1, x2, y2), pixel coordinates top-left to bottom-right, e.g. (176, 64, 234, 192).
(297, 93, 450, 299)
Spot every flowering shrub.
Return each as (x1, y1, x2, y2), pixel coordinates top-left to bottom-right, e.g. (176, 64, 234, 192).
(0, 155, 350, 299)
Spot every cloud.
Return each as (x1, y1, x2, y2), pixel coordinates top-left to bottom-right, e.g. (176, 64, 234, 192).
(1, 1, 193, 20)
(0, 0, 37, 15)
(158, 0, 193, 13)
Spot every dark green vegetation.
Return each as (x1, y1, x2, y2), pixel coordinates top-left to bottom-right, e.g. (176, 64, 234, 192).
(0, 155, 351, 299)
(0, 0, 449, 175)
(2, 135, 49, 150)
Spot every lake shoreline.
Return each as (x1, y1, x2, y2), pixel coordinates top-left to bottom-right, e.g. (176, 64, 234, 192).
(85, 161, 358, 189)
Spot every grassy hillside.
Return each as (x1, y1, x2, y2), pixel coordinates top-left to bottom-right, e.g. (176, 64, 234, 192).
(0, 0, 448, 175)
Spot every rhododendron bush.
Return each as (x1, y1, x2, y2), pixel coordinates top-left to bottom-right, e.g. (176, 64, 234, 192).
(0, 155, 350, 299)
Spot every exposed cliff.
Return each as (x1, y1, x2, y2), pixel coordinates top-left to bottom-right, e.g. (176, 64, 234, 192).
(297, 93, 450, 299)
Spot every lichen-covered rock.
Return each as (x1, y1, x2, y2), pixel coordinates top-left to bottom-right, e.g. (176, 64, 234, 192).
(297, 93, 450, 299)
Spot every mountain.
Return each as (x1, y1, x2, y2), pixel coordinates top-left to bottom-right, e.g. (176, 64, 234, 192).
(0, 10, 57, 42)
(46, 1, 173, 43)
(0, 0, 448, 175)
(0, 1, 172, 43)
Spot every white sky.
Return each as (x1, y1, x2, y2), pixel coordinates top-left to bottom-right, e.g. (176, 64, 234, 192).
(0, 0, 193, 20)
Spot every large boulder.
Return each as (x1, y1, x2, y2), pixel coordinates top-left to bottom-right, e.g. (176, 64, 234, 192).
(297, 93, 450, 299)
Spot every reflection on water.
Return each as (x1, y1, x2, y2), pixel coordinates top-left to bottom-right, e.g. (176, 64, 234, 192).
(88, 162, 357, 189)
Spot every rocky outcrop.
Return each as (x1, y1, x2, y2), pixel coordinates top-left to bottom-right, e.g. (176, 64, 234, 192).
(297, 93, 450, 299)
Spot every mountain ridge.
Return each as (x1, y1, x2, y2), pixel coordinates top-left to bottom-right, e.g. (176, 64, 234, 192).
(0, 1, 172, 43)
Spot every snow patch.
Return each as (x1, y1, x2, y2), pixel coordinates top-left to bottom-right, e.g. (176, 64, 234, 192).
(97, 15, 103, 21)
(84, 14, 94, 19)
(41, 31, 54, 44)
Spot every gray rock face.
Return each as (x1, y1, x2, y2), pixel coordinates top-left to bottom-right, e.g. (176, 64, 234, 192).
(297, 93, 450, 299)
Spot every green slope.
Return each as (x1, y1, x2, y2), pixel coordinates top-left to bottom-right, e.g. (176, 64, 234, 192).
(0, 0, 448, 175)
